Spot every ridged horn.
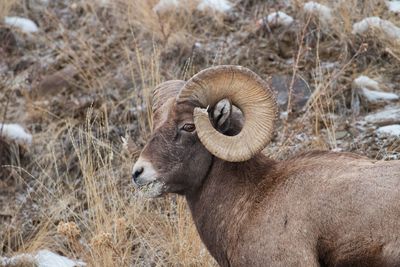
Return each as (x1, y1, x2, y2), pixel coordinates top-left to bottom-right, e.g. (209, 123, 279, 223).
(152, 80, 185, 114)
(177, 65, 277, 162)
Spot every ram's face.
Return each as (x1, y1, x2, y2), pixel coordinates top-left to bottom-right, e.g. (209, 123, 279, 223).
(131, 99, 212, 197)
(131, 65, 277, 198)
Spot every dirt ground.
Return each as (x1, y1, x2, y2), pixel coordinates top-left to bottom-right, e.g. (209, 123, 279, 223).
(0, 0, 400, 266)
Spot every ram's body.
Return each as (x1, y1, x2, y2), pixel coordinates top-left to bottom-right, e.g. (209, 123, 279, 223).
(131, 66, 400, 266)
(188, 152, 400, 266)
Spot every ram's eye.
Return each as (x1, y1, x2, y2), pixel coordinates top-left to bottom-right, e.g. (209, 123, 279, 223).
(182, 123, 196, 132)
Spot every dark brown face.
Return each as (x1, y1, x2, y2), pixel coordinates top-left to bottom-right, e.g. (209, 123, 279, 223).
(131, 100, 213, 197)
(131, 97, 243, 197)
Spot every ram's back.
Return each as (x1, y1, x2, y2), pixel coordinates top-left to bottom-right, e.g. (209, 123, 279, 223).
(270, 151, 400, 266)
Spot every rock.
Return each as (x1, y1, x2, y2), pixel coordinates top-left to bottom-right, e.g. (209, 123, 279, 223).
(353, 75, 380, 91)
(353, 75, 399, 107)
(0, 28, 17, 54)
(386, 1, 400, 13)
(364, 107, 400, 126)
(0, 123, 32, 146)
(359, 88, 399, 103)
(352, 17, 400, 40)
(197, 0, 232, 12)
(153, 0, 178, 13)
(377, 124, 400, 137)
(303, 2, 333, 23)
(319, 61, 338, 71)
(264, 11, 294, 28)
(32, 64, 78, 98)
(0, 124, 31, 181)
(0, 137, 12, 181)
(0, 249, 86, 267)
(4, 16, 39, 33)
(335, 131, 348, 140)
(153, 0, 232, 14)
(35, 250, 86, 267)
(270, 75, 312, 112)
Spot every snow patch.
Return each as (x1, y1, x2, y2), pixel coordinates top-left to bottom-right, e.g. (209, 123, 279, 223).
(352, 17, 400, 39)
(0, 123, 32, 145)
(303, 1, 332, 23)
(280, 111, 289, 120)
(0, 254, 34, 266)
(386, 1, 400, 13)
(35, 250, 86, 267)
(360, 88, 399, 103)
(197, 0, 232, 12)
(266, 11, 294, 27)
(4, 16, 39, 33)
(354, 75, 380, 91)
(365, 107, 400, 126)
(353, 75, 399, 103)
(153, 0, 232, 13)
(320, 61, 339, 70)
(0, 250, 85, 267)
(153, 0, 179, 13)
(377, 124, 400, 136)
(96, 0, 110, 6)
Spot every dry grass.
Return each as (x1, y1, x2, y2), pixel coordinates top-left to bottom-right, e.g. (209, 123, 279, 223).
(1, 0, 400, 266)
(0, 0, 18, 20)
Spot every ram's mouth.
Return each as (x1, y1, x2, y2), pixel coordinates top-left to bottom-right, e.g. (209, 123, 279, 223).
(134, 180, 165, 198)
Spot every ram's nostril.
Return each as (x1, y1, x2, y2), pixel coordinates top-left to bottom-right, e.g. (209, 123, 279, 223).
(132, 166, 144, 182)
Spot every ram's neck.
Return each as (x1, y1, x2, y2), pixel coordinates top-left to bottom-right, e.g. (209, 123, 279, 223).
(185, 154, 277, 266)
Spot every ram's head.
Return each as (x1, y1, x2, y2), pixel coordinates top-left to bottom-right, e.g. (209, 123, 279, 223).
(132, 65, 277, 197)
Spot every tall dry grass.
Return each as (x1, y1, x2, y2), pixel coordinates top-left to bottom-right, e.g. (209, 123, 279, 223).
(16, 114, 214, 266)
(2, 59, 216, 266)
(1, 1, 218, 265)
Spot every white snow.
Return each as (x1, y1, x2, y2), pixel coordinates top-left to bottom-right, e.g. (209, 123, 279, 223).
(280, 111, 289, 120)
(354, 75, 380, 91)
(97, 0, 110, 6)
(153, 0, 232, 13)
(386, 1, 400, 13)
(320, 61, 338, 70)
(0, 123, 32, 145)
(0, 250, 85, 267)
(353, 75, 399, 103)
(0, 254, 33, 266)
(4, 16, 39, 33)
(266, 11, 294, 27)
(377, 124, 400, 136)
(365, 108, 400, 125)
(153, 0, 179, 13)
(303, 1, 332, 23)
(360, 88, 399, 102)
(35, 250, 86, 267)
(352, 17, 400, 39)
(197, 0, 232, 12)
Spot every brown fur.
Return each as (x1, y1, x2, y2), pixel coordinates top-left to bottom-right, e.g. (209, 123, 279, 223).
(136, 95, 400, 267)
(187, 152, 400, 267)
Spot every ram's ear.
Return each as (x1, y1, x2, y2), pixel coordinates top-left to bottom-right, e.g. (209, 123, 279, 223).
(212, 98, 232, 133)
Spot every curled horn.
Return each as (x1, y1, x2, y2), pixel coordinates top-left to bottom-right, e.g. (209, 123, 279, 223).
(152, 80, 185, 114)
(176, 65, 277, 162)
(151, 80, 185, 129)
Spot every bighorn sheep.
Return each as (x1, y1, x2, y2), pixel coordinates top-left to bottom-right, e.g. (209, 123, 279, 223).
(132, 65, 400, 266)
